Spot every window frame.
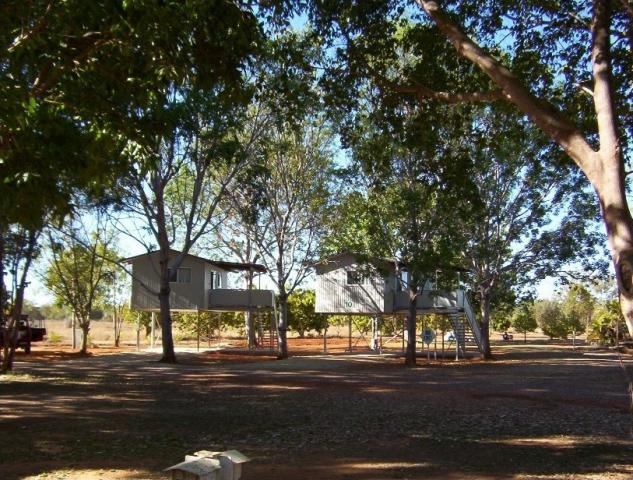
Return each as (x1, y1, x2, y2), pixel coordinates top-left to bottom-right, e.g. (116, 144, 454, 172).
(168, 267, 192, 284)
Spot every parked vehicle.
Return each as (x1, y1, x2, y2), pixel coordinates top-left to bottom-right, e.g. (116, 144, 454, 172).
(0, 314, 46, 354)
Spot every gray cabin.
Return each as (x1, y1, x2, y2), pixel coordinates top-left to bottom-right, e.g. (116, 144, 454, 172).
(314, 253, 483, 351)
(126, 249, 275, 312)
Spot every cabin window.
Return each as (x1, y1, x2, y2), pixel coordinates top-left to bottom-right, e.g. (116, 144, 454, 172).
(168, 267, 191, 283)
(346, 270, 369, 285)
(210, 271, 221, 289)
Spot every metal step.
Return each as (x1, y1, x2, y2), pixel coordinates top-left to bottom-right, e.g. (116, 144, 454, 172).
(456, 289, 484, 354)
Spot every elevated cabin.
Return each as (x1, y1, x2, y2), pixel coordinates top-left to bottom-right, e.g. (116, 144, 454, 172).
(314, 253, 466, 315)
(315, 253, 483, 353)
(126, 249, 274, 312)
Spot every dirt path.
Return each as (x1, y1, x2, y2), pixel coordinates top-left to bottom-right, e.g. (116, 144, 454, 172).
(1, 343, 632, 479)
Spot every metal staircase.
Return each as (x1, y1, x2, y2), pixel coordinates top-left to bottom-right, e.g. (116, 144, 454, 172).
(456, 289, 484, 354)
(254, 313, 278, 352)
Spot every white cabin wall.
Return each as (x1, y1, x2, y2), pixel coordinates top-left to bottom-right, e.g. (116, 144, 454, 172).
(315, 260, 388, 315)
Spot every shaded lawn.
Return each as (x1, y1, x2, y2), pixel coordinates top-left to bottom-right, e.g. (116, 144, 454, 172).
(1, 344, 632, 479)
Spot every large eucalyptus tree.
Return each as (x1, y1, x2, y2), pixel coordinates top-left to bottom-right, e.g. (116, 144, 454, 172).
(308, 0, 633, 336)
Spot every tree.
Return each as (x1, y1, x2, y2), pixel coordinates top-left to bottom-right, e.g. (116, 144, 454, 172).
(45, 217, 117, 354)
(287, 290, 327, 338)
(308, 0, 633, 337)
(460, 107, 605, 358)
(323, 47, 472, 365)
(512, 302, 537, 343)
(116, 85, 255, 363)
(590, 299, 626, 345)
(562, 284, 596, 334)
(101, 266, 131, 348)
(534, 300, 568, 339)
(2, 0, 285, 366)
(0, 227, 40, 372)
(242, 114, 334, 358)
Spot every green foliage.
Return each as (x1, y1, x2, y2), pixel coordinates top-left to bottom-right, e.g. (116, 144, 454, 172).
(328, 315, 373, 337)
(44, 219, 118, 353)
(511, 303, 537, 341)
(287, 290, 327, 337)
(534, 301, 567, 339)
(47, 332, 63, 344)
(174, 311, 244, 341)
(21, 300, 45, 321)
(491, 305, 513, 332)
(561, 284, 594, 335)
(1, 0, 271, 228)
(425, 314, 452, 332)
(589, 300, 626, 346)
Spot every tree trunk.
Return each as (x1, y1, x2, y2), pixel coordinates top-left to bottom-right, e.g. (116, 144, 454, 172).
(80, 322, 89, 355)
(158, 287, 176, 363)
(595, 157, 633, 338)
(1, 229, 37, 373)
(417, 0, 633, 339)
(479, 290, 493, 359)
(277, 293, 288, 359)
(156, 245, 177, 363)
(113, 313, 120, 348)
(405, 286, 418, 366)
(245, 311, 256, 349)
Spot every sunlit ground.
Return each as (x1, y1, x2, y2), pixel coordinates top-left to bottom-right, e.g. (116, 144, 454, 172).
(1, 340, 632, 479)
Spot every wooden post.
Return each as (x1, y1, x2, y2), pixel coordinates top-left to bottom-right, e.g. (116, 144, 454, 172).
(197, 311, 200, 352)
(71, 312, 76, 349)
(151, 312, 156, 349)
(379, 317, 383, 353)
(441, 321, 445, 362)
(348, 316, 352, 353)
(402, 315, 405, 353)
(136, 313, 140, 352)
(323, 324, 327, 354)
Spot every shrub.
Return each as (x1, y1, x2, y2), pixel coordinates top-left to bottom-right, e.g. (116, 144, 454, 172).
(48, 331, 63, 344)
(534, 301, 567, 339)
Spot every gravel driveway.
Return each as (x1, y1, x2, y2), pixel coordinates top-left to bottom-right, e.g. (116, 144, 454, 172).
(1, 343, 632, 479)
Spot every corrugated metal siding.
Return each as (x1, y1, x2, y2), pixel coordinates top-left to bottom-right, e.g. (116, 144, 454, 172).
(129, 252, 204, 311)
(315, 268, 386, 314)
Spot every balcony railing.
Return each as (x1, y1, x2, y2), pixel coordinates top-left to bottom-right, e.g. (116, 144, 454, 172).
(207, 289, 275, 311)
(392, 289, 459, 312)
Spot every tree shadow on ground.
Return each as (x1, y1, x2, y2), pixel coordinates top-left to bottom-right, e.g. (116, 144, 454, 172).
(1, 346, 632, 479)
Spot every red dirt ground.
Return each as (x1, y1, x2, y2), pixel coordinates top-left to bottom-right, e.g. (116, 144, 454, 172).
(1, 340, 632, 479)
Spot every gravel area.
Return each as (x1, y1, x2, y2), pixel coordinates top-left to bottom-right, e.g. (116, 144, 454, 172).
(1, 342, 632, 479)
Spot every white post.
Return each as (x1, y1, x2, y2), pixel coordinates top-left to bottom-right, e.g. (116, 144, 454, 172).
(455, 335, 459, 361)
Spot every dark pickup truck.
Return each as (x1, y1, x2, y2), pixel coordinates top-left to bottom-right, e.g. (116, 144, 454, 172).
(0, 314, 46, 354)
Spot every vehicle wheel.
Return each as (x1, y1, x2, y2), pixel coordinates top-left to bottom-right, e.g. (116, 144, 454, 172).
(24, 343, 31, 354)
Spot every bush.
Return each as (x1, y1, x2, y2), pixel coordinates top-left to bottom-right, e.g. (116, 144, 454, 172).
(48, 331, 63, 343)
(534, 301, 567, 339)
(589, 300, 627, 346)
(511, 303, 537, 342)
(287, 290, 327, 337)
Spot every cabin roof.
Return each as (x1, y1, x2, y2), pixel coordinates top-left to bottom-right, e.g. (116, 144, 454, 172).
(123, 249, 267, 273)
(314, 252, 469, 273)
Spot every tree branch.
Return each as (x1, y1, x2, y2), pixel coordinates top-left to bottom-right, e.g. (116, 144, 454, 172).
(416, 0, 600, 183)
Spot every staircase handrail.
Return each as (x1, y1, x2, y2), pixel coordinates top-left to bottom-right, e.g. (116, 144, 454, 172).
(457, 288, 484, 353)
